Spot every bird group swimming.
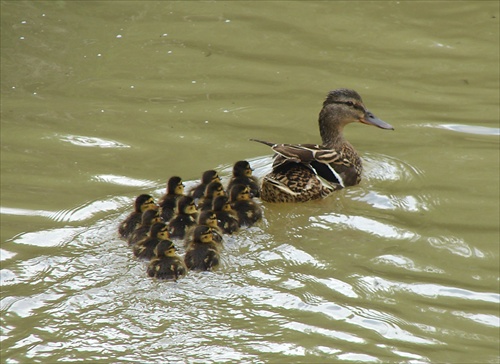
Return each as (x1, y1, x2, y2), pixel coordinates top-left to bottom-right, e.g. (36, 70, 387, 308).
(117, 88, 393, 281)
(118, 161, 263, 280)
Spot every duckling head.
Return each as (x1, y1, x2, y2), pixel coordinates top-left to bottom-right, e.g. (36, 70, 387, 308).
(135, 194, 157, 213)
(194, 225, 214, 244)
(212, 195, 232, 212)
(204, 181, 225, 199)
(201, 170, 220, 184)
(177, 195, 198, 215)
(232, 160, 253, 177)
(149, 222, 168, 239)
(154, 239, 177, 257)
(197, 210, 218, 229)
(167, 176, 184, 195)
(141, 209, 162, 225)
(229, 184, 251, 202)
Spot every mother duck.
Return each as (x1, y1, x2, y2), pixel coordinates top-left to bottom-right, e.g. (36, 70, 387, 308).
(251, 88, 393, 203)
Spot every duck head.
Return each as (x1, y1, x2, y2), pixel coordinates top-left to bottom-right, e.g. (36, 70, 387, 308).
(194, 225, 214, 244)
(177, 196, 198, 215)
(135, 194, 158, 213)
(167, 176, 184, 195)
(233, 160, 253, 177)
(319, 88, 393, 147)
(229, 184, 251, 202)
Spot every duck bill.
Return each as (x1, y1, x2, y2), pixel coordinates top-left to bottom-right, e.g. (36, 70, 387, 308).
(360, 111, 394, 130)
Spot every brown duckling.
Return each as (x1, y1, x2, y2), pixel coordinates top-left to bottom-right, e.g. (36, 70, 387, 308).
(227, 160, 260, 198)
(188, 170, 221, 200)
(198, 181, 226, 211)
(147, 239, 187, 281)
(118, 194, 157, 239)
(158, 176, 185, 222)
(128, 209, 162, 246)
(168, 196, 198, 239)
(229, 184, 262, 227)
(133, 222, 169, 261)
(212, 195, 239, 234)
(184, 225, 220, 271)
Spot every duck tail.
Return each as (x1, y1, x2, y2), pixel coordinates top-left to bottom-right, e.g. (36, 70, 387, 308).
(249, 139, 276, 147)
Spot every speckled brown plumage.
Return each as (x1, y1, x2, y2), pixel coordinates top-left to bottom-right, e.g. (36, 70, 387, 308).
(252, 88, 393, 203)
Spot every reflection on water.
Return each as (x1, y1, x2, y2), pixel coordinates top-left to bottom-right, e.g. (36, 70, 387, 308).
(1, 1, 499, 363)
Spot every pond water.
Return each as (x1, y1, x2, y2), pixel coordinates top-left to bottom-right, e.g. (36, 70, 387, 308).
(1, 1, 499, 363)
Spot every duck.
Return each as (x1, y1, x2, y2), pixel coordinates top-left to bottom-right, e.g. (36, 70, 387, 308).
(227, 160, 260, 198)
(197, 181, 226, 211)
(212, 195, 239, 234)
(184, 225, 220, 271)
(251, 88, 394, 203)
(128, 209, 163, 246)
(158, 176, 185, 222)
(188, 170, 221, 201)
(168, 195, 198, 239)
(229, 184, 262, 227)
(133, 222, 169, 261)
(147, 239, 187, 281)
(118, 194, 157, 239)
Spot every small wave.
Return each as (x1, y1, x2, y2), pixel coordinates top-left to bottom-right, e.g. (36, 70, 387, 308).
(55, 134, 131, 148)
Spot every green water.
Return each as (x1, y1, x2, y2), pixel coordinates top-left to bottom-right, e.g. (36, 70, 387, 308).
(1, 1, 499, 363)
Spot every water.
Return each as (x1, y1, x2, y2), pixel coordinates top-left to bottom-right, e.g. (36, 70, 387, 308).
(1, 1, 499, 363)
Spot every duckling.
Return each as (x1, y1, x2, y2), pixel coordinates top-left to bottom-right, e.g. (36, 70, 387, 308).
(188, 170, 221, 201)
(184, 225, 220, 271)
(198, 181, 226, 211)
(118, 194, 157, 239)
(128, 209, 162, 246)
(229, 184, 262, 227)
(158, 176, 185, 222)
(227, 160, 260, 198)
(212, 195, 239, 234)
(168, 195, 198, 239)
(147, 239, 187, 281)
(133, 222, 169, 261)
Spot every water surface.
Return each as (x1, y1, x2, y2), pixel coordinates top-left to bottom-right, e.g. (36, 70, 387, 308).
(1, 1, 499, 363)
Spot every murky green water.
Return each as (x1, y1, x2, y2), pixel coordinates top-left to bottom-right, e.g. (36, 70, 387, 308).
(1, 1, 499, 363)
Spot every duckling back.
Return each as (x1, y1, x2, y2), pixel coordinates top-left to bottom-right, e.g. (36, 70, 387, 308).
(184, 244, 220, 271)
(184, 225, 220, 271)
(147, 255, 187, 280)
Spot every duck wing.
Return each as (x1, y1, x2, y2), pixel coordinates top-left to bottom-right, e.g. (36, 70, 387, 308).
(250, 139, 347, 187)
